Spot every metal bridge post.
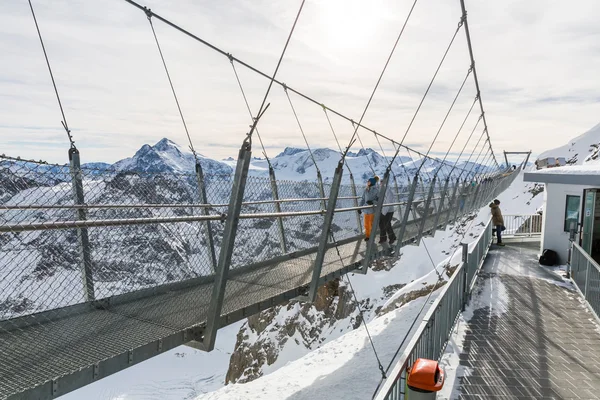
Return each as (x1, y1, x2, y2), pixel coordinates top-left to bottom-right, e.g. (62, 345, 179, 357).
(432, 177, 450, 233)
(451, 179, 468, 224)
(317, 170, 327, 211)
(350, 173, 362, 232)
(361, 171, 390, 273)
(415, 176, 437, 245)
(309, 161, 344, 301)
(395, 175, 419, 254)
(393, 175, 403, 218)
(461, 242, 469, 311)
(195, 162, 218, 273)
(202, 138, 252, 351)
(69, 148, 95, 302)
(442, 178, 460, 230)
(269, 166, 288, 254)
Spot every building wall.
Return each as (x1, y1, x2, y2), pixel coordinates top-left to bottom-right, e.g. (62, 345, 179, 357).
(541, 183, 586, 263)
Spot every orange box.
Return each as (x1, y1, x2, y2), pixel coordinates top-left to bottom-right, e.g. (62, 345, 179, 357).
(407, 358, 445, 392)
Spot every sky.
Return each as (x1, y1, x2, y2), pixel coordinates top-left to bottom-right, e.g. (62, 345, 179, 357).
(1, 0, 599, 166)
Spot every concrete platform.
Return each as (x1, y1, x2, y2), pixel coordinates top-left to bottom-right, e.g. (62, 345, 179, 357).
(446, 242, 600, 399)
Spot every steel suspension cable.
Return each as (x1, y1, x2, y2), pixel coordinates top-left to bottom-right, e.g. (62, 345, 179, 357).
(328, 230, 387, 380)
(145, 11, 199, 160)
(351, 120, 377, 175)
(246, 0, 306, 138)
(438, 96, 478, 168)
(229, 59, 271, 162)
(388, 15, 465, 166)
(28, 0, 75, 148)
(459, 0, 500, 169)
(446, 111, 482, 177)
(284, 88, 321, 174)
(323, 107, 354, 176)
(415, 66, 472, 174)
(345, 0, 421, 148)
(123, 0, 474, 178)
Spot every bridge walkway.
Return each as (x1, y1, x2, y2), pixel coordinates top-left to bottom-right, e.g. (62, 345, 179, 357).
(446, 242, 600, 399)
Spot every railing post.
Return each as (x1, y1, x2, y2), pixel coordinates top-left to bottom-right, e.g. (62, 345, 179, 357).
(269, 166, 288, 254)
(195, 162, 218, 273)
(363, 171, 391, 271)
(584, 260, 590, 298)
(452, 179, 468, 223)
(469, 182, 482, 213)
(461, 242, 469, 311)
(317, 169, 327, 211)
(68, 148, 95, 302)
(567, 223, 576, 279)
(395, 175, 419, 254)
(350, 173, 362, 232)
(309, 161, 344, 301)
(393, 175, 403, 221)
(415, 176, 437, 245)
(443, 178, 460, 230)
(202, 138, 252, 351)
(432, 177, 450, 232)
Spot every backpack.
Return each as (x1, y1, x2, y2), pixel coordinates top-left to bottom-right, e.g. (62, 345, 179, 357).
(539, 249, 558, 266)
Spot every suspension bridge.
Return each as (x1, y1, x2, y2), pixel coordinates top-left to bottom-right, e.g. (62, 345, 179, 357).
(0, 0, 563, 399)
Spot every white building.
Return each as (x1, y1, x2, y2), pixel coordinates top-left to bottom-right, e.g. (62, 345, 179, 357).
(524, 165, 600, 264)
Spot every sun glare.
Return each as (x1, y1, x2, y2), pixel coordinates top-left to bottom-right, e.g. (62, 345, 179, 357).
(316, 0, 385, 49)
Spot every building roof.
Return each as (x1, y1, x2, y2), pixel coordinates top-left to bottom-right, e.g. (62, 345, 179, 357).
(524, 164, 600, 185)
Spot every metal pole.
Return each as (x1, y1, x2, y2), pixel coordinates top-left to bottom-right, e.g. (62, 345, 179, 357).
(350, 173, 362, 232)
(442, 178, 460, 230)
(432, 177, 450, 232)
(269, 166, 288, 254)
(202, 138, 252, 351)
(395, 175, 419, 254)
(524, 151, 531, 168)
(415, 176, 437, 245)
(462, 242, 469, 311)
(309, 161, 344, 301)
(362, 171, 390, 272)
(68, 148, 95, 302)
(317, 170, 327, 211)
(196, 162, 218, 273)
(504, 151, 509, 169)
(452, 179, 468, 223)
(393, 174, 403, 219)
(567, 224, 576, 279)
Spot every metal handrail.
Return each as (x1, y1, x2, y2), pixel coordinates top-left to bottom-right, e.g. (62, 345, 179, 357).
(374, 218, 493, 400)
(570, 242, 600, 321)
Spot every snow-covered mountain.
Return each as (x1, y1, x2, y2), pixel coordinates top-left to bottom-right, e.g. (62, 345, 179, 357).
(114, 138, 233, 176)
(537, 122, 600, 165)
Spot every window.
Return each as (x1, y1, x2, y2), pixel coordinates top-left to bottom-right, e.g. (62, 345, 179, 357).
(564, 195, 580, 232)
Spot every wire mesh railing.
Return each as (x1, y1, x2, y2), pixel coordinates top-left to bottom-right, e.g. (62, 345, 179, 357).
(0, 150, 522, 399)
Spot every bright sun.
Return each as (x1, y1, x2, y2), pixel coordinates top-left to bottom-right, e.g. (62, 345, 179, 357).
(317, 0, 385, 49)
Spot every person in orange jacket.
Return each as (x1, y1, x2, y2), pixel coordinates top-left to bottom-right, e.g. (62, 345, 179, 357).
(358, 177, 379, 241)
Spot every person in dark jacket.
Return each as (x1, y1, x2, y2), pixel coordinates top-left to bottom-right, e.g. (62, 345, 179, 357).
(490, 199, 505, 246)
(379, 183, 397, 244)
(358, 177, 379, 241)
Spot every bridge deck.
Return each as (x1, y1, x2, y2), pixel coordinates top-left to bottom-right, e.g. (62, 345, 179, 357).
(0, 211, 446, 399)
(448, 242, 600, 399)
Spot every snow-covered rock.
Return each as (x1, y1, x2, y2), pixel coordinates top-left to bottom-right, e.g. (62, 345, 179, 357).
(537, 121, 600, 165)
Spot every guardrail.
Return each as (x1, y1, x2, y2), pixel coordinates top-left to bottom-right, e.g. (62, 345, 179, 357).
(503, 214, 542, 237)
(570, 242, 600, 321)
(374, 219, 493, 400)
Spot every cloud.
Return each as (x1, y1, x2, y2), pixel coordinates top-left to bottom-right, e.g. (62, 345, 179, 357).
(0, 0, 599, 168)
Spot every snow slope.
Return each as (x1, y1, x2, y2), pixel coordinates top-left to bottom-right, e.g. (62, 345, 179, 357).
(537, 121, 600, 165)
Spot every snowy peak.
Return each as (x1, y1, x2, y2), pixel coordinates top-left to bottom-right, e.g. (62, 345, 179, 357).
(276, 147, 306, 158)
(114, 138, 233, 175)
(538, 121, 600, 165)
